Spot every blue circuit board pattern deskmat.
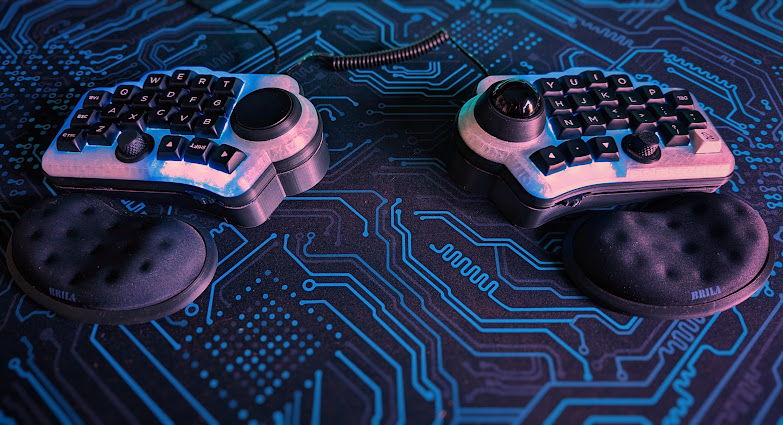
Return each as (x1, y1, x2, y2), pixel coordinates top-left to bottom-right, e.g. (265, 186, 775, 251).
(0, 1, 782, 424)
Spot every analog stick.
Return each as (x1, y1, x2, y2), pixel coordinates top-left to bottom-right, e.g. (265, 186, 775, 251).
(474, 79, 546, 142)
(115, 130, 153, 163)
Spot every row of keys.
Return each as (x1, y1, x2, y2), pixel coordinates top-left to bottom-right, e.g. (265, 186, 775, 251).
(157, 135, 246, 174)
(58, 108, 227, 152)
(83, 72, 243, 109)
(530, 136, 620, 175)
(530, 127, 723, 176)
(549, 107, 707, 139)
(538, 71, 631, 94)
(85, 90, 236, 116)
(545, 89, 693, 116)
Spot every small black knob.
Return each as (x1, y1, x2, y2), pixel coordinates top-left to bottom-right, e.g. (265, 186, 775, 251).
(622, 131, 661, 163)
(115, 130, 153, 163)
(230, 88, 302, 141)
(473, 79, 546, 143)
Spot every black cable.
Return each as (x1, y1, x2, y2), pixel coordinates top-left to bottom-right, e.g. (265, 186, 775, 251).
(184, 0, 280, 74)
(282, 28, 490, 77)
(182, 1, 488, 77)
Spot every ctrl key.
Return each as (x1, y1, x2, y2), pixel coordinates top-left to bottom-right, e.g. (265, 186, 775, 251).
(209, 145, 247, 174)
(530, 146, 567, 176)
(56, 128, 86, 152)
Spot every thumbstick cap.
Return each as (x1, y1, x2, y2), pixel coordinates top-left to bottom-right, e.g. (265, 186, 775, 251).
(473, 79, 546, 143)
(622, 131, 661, 163)
(230, 88, 302, 141)
(115, 130, 153, 163)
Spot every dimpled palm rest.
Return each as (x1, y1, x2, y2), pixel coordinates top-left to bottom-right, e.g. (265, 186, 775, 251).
(564, 193, 773, 318)
(7, 195, 217, 324)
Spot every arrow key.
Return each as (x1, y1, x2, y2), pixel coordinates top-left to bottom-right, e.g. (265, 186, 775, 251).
(587, 136, 620, 162)
(157, 135, 188, 161)
(558, 138, 592, 166)
(530, 146, 567, 175)
(209, 144, 247, 174)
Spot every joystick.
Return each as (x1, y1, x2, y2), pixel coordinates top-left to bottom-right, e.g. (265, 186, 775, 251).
(115, 130, 154, 162)
(621, 131, 660, 163)
(42, 67, 329, 227)
(449, 67, 735, 227)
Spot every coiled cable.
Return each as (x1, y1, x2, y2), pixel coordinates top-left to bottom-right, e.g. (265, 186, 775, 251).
(183, 1, 488, 77)
(329, 29, 450, 71)
(283, 28, 488, 76)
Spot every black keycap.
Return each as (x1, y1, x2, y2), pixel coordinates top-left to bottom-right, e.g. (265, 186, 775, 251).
(637, 85, 665, 104)
(600, 107, 629, 130)
(580, 70, 607, 88)
(658, 122, 690, 146)
(56, 128, 86, 152)
(148, 107, 178, 129)
(113, 85, 141, 103)
(204, 95, 235, 115)
(536, 78, 562, 96)
(184, 137, 216, 164)
(71, 108, 100, 128)
(159, 89, 188, 106)
(567, 93, 595, 112)
(590, 88, 618, 107)
(587, 136, 620, 162)
(647, 103, 677, 122)
(190, 74, 215, 93)
(550, 116, 583, 139)
(169, 70, 195, 88)
(100, 103, 129, 122)
(170, 111, 198, 134)
(608, 74, 634, 92)
(82, 90, 111, 109)
(143, 73, 168, 91)
(209, 144, 247, 174)
(545, 97, 571, 116)
(157, 135, 188, 161)
(677, 110, 708, 129)
(86, 122, 119, 146)
(131, 91, 158, 109)
(560, 75, 586, 93)
(577, 111, 607, 136)
(214, 77, 243, 97)
(618, 92, 645, 111)
(558, 138, 592, 166)
(629, 110, 656, 133)
(181, 93, 206, 112)
(530, 146, 567, 175)
(119, 110, 147, 132)
(194, 115, 227, 138)
(666, 90, 694, 109)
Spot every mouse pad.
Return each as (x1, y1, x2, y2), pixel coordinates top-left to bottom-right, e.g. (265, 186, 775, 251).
(0, 1, 780, 424)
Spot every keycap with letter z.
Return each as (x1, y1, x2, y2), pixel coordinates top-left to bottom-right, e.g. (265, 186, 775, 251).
(43, 67, 328, 227)
(449, 67, 734, 227)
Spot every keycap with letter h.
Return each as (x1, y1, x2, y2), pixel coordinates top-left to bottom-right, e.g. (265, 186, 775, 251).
(449, 67, 735, 227)
(43, 67, 328, 227)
